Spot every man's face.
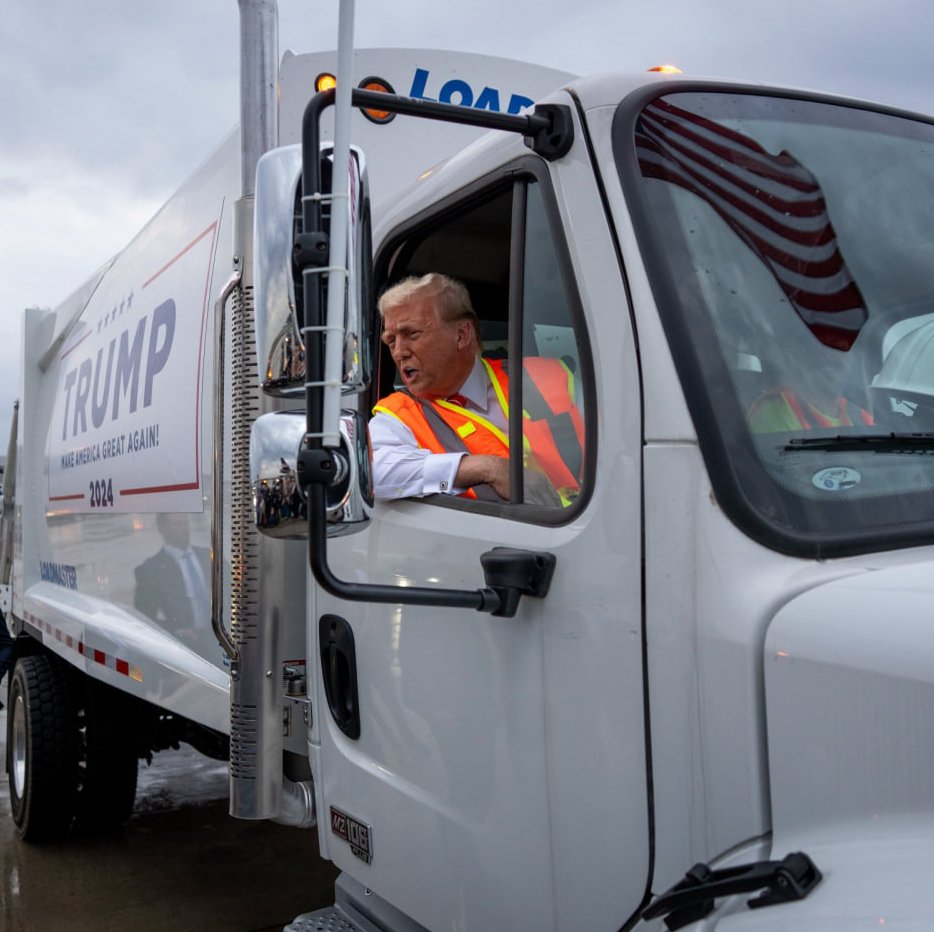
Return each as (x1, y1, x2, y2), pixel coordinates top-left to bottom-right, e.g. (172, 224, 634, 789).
(158, 513, 191, 550)
(381, 296, 473, 398)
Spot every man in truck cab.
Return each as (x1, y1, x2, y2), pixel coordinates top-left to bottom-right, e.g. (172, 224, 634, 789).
(370, 273, 582, 506)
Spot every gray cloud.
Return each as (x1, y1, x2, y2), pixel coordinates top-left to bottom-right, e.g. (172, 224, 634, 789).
(2, 0, 934, 447)
(0, 178, 29, 198)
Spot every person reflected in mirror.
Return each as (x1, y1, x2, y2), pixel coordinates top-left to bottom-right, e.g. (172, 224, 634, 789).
(370, 273, 582, 506)
(134, 512, 211, 649)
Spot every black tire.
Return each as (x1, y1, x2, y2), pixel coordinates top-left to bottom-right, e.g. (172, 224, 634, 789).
(7, 654, 80, 842)
(75, 679, 139, 829)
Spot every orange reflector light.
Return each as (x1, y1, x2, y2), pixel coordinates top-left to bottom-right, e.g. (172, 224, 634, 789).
(359, 76, 396, 124)
(316, 72, 337, 93)
(647, 64, 684, 74)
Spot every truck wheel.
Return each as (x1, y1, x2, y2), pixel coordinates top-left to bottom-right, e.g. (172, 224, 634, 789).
(75, 680, 139, 829)
(7, 654, 79, 841)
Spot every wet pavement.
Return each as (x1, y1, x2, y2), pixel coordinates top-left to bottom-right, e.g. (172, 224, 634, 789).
(0, 708, 339, 932)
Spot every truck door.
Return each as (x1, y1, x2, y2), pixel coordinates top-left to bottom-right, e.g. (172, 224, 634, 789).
(313, 150, 648, 931)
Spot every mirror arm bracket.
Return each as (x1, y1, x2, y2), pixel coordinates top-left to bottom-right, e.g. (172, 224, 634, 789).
(293, 231, 330, 272)
(305, 484, 506, 614)
(305, 490, 556, 618)
(481, 548, 557, 617)
(346, 88, 573, 162)
(296, 441, 339, 487)
(523, 104, 575, 160)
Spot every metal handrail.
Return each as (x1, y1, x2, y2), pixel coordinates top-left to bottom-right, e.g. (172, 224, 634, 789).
(211, 269, 241, 661)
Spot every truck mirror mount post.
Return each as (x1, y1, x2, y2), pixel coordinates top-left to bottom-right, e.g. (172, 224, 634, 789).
(303, 472, 557, 619)
(296, 85, 560, 619)
(348, 87, 574, 161)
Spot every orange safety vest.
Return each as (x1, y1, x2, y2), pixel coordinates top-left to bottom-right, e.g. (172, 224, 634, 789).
(748, 386, 874, 432)
(373, 357, 584, 501)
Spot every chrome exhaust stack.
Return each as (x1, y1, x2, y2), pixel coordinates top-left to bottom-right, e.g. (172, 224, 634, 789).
(221, 0, 284, 822)
(238, 0, 278, 197)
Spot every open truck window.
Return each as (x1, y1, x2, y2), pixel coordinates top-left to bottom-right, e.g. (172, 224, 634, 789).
(374, 170, 591, 518)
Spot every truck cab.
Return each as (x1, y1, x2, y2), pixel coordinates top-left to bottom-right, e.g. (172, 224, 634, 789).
(264, 72, 934, 930)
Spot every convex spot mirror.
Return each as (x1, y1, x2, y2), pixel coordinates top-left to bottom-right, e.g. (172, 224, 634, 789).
(253, 144, 373, 398)
(250, 409, 374, 539)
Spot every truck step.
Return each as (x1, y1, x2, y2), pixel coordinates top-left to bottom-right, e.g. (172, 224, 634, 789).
(284, 906, 373, 932)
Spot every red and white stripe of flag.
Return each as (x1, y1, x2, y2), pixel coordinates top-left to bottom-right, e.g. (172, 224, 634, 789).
(636, 96, 867, 351)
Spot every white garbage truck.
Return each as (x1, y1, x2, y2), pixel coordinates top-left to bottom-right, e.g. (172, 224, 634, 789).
(7, 1, 934, 929)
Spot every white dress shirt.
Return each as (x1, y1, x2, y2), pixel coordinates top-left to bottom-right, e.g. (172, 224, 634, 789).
(370, 357, 507, 499)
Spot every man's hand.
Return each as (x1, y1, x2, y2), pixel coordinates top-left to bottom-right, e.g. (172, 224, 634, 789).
(523, 467, 563, 507)
(454, 455, 562, 506)
(455, 454, 510, 499)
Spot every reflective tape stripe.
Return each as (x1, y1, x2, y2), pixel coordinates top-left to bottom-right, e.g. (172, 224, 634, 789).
(24, 610, 144, 682)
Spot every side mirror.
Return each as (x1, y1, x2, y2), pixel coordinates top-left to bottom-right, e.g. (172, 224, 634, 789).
(253, 144, 372, 398)
(250, 409, 373, 539)
(339, 148, 374, 395)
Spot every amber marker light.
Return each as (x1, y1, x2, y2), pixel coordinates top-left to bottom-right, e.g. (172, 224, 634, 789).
(315, 72, 337, 93)
(359, 76, 396, 124)
(647, 64, 684, 74)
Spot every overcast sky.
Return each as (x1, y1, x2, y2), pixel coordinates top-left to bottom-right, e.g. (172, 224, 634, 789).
(2, 0, 933, 449)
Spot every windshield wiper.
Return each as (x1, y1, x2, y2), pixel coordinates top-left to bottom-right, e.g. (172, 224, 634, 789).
(784, 432, 934, 452)
(641, 852, 822, 930)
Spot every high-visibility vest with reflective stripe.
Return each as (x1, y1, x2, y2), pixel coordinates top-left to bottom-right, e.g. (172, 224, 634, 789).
(373, 356, 583, 499)
(505, 357, 584, 493)
(748, 387, 874, 432)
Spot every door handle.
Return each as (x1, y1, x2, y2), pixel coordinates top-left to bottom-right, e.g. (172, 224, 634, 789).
(319, 614, 361, 739)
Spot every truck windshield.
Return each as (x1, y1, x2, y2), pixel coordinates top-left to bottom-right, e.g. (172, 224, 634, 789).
(618, 90, 934, 556)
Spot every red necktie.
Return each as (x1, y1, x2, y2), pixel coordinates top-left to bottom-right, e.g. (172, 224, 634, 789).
(446, 393, 468, 408)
